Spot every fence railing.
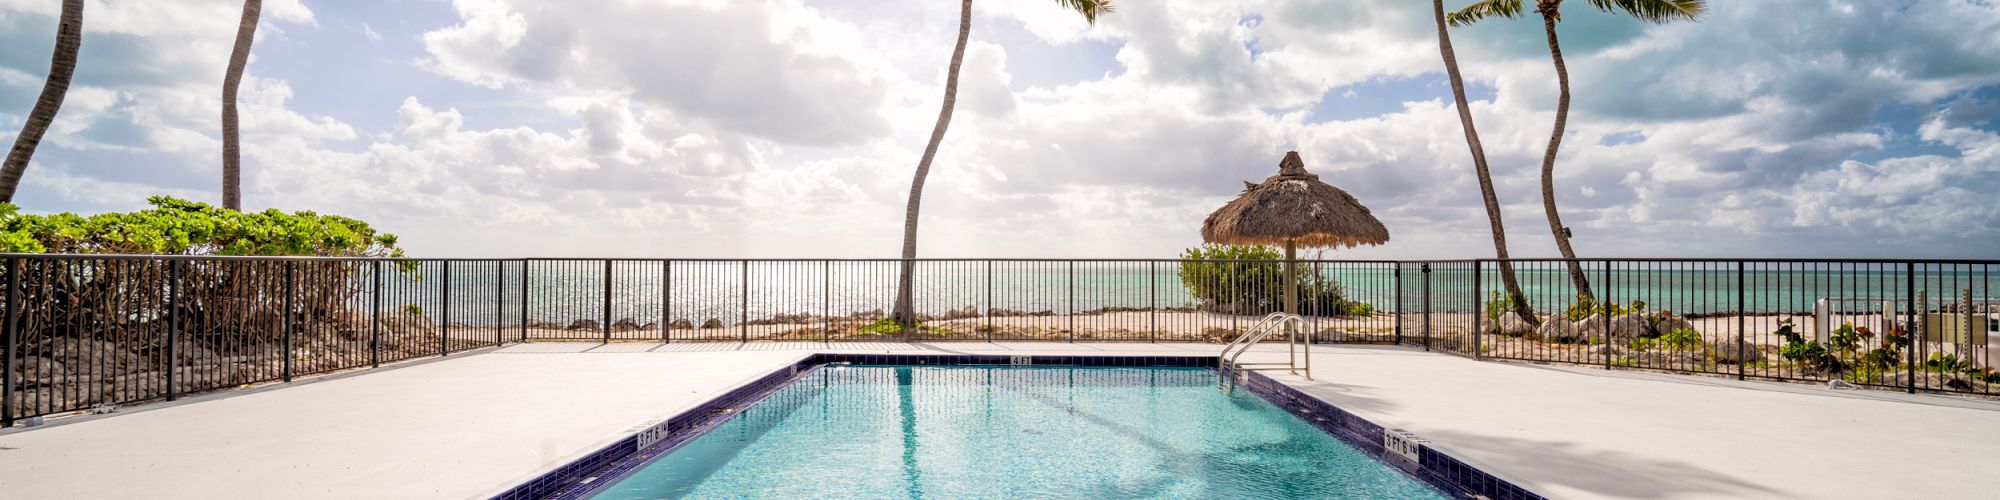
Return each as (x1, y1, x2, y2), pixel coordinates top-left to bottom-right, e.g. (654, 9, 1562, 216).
(2, 255, 1994, 426)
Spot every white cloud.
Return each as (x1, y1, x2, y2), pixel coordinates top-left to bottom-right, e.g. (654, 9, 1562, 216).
(1, 0, 1998, 259)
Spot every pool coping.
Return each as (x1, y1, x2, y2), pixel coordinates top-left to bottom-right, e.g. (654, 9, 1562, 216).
(493, 354, 1540, 500)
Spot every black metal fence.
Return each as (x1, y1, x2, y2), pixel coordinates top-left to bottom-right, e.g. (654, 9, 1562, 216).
(2, 255, 1994, 425)
(1459, 259, 1997, 397)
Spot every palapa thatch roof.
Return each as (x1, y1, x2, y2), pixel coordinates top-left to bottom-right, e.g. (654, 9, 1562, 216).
(1201, 151, 1390, 249)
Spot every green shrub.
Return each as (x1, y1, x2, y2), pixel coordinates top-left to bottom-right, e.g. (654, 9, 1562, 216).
(0, 196, 402, 257)
(1484, 291, 1527, 323)
(1177, 245, 1369, 316)
(1658, 328, 1703, 350)
(1563, 294, 1646, 322)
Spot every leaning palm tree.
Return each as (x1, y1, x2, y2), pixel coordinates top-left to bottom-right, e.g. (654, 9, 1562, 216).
(1448, 0, 1704, 301)
(890, 0, 1115, 327)
(221, 0, 263, 211)
(1432, 0, 1535, 323)
(0, 0, 85, 204)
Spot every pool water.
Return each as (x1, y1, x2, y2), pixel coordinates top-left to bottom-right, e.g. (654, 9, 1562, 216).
(593, 366, 1445, 499)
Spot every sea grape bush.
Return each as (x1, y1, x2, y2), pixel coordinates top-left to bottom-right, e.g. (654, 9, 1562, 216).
(0, 196, 403, 257)
(1177, 244, 1370, 316)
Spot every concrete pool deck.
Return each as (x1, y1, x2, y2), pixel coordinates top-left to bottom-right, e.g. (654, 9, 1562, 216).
(1, 342, 1995, 499)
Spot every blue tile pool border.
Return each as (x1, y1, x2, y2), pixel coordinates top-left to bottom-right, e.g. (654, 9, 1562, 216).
(494, 354, 1538, 500)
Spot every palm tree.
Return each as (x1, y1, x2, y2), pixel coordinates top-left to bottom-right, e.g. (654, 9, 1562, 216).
(890, 0, 1115, 327)
(0, 0, 85, 204)
(1432, 0, 1535, 323)
(1448, 0, 1704, 301)
(222, 0, 263, 211)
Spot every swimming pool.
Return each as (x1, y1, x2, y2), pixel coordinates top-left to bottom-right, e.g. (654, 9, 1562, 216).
(587, 365, 1445, 499)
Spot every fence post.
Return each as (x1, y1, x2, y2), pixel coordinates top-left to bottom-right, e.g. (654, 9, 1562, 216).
(1736, 261, 1746, 381)
(1067, 261, 1076, 343)
(1905, 262, 1916, 394)
(1473, 261, 1483, 360)
(519, 260, 529, 343)
(662, 260, 675, 343)
(1149, 261, 1158, 343)
(1393, 265, 1403, 345)
(371, 261, 382, 368)
(1601, 261, 1613, 371)
(441, 260, 451, 357)
(602, 260, 613, 344)
(986, 260, 994, 343)
(495, 262, 504, 347)
(283, 261, 295, 382)
(740, 260, 749, 343)
(822, 260, 830, 345)
(167, 260, 180, 401)
(3, 257, 19, 427)
(1421, 263, 1431, 351)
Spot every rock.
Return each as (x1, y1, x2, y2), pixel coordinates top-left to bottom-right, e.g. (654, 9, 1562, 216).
(701, 318, 724, 329)
(942, 306, 979, 320)
(1711, 339, 1761, 364)
(611, 318, 642, 331)
(1653, 316, 1696, 336)
(848, 309, 885, 320)
(565, 319, 600, 331)
(668, 318, 694, 329)
(1494, 312, 1535, 337)
(639, 322, 658, 330)
(1607, 313, 1653, 341)
(1535, 318, 1584, 343)
(528, 320, 563, 330)
(1577, 314, 1606, 341)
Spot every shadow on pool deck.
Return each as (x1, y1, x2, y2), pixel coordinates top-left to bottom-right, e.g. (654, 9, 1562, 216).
(1414, 429, 1780, 499)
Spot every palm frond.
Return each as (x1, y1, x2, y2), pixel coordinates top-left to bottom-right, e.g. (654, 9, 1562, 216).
(1586, 0, 1705, 24)
(1054, 0, 1115, 25)
(1446, 0, 1527, 28)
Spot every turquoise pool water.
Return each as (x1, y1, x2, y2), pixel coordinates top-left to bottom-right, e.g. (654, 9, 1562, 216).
(593, 366, 1445, 499)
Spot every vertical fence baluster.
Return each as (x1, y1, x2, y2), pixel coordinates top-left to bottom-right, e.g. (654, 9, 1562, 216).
(1420, 263, 1431, 351)
(662, 260, 671, 343)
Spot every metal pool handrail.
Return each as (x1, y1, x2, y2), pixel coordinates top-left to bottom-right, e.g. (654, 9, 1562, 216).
(1220, 312, 1310, 386)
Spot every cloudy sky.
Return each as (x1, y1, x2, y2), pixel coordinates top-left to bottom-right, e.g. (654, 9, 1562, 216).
(1, 0, 1996, 259)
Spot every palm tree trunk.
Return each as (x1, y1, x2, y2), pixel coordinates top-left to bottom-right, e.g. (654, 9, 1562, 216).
(892, 0, 973, 327)
(221, 0, 263, 211)
(1538, 5, 1594, 301)
(0, 0, 85, 204)
(1435, 0, 1537, 324)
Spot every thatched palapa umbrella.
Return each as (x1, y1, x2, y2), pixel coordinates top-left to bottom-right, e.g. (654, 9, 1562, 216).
(1202, 151, 1389, 322)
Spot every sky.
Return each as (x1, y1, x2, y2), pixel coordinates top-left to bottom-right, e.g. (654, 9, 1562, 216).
(0, 0, 1996, 259)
